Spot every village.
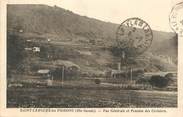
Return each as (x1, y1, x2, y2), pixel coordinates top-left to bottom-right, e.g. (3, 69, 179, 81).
(7, 29, 177, 91)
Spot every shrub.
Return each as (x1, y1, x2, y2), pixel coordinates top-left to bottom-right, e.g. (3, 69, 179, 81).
(136, 78, 149, 84)
(165, 73, 174, 78)
(94, 79, 101, 84)
(149, 75, 170, 88)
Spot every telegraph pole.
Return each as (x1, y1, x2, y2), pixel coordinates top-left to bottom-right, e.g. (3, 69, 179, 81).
(121, 51, 125, 69)
(130, 67, 133, 84)
(62, 66, 64, 87)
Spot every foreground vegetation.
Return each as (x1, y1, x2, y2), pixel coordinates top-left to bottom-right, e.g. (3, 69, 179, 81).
(7, 86, 177, 108)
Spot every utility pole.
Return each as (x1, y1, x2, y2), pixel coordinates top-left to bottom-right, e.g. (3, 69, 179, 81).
(121, 51, 125, 69)
(130, 67, 133, 85)
(121, 51, 128, 81)
(62, 66, 64, 86)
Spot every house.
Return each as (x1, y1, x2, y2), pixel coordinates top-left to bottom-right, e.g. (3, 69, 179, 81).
(110, 68, 144, 79)
(110, 70, 126, 79)
(24, 47, 32, 51)
(37, 69, 51, 78)
(34, 60, 80, 80)
(47, 38, 51, 42)
(19, 29, 23, 33)
(33, 47, 40, 52)
(26, 39, 32, 42)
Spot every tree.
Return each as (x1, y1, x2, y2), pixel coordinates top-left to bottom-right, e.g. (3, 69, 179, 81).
(51, 67, 63, 80)
(149, 75, 170, 88)
(7, 34, 26, 71)
(94, 79, 101, 84)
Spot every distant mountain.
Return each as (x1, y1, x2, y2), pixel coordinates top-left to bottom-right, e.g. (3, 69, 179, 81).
(7, 4, 178, 72)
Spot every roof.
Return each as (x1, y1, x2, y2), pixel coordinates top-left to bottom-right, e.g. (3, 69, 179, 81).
(53, 60, 80, 69)
(37, 69, 50, 74)
(33, 60, 80, 69)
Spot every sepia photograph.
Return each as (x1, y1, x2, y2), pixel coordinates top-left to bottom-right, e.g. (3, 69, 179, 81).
(5, 0, 180, 108)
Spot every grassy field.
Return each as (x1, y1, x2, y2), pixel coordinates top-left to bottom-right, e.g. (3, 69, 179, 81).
(7, 86, 177, 108)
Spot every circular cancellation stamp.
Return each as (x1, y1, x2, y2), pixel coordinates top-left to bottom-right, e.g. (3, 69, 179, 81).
(116, 17, 153, 57)
(169, 2, 183, 36)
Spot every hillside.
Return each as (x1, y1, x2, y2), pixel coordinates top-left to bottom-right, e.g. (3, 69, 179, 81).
(7, 4, 117, 45)
(7, 4, 178, 73)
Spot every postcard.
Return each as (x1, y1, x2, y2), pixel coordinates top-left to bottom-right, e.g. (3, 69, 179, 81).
(0, 0, 183, 117)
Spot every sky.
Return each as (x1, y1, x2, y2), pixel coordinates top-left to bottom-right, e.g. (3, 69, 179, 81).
(7, 0, 182, 32)
(48, 0, 178, 32)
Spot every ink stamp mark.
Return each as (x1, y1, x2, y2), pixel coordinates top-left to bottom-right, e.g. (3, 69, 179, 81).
(116, 17, 153, 57)
(169, 2, 183, 36)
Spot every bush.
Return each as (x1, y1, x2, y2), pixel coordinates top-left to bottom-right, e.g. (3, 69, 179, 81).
(136, 78, 149, 84)
(149, 75, 170, 88)
(94, 79, 101, 84)
(165, 73, 174, 78)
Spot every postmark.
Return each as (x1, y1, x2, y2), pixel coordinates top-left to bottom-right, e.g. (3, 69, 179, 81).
(169, 2, 183, 36)
(116, 17, 153, 57)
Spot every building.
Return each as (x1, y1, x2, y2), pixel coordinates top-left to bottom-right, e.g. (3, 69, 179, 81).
(37, 69, 51, 78)
(33, 47, 40, 52)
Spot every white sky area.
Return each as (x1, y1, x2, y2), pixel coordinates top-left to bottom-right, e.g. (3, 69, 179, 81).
(7, 0, 183, 32)
(47, 0, 178, 32)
